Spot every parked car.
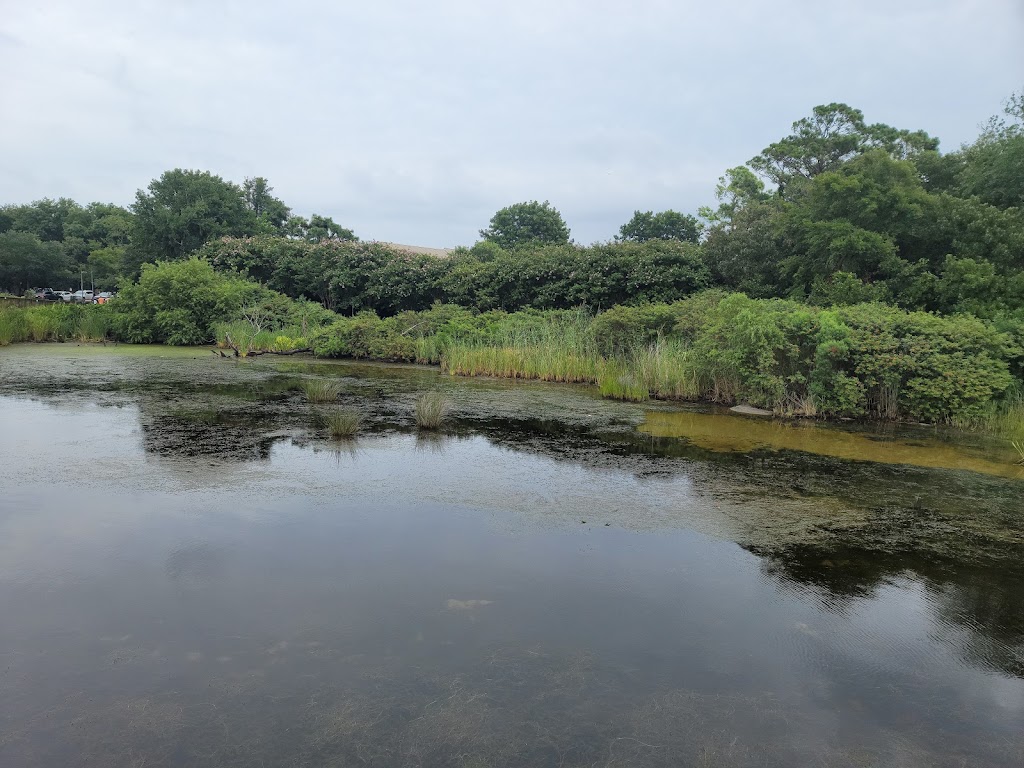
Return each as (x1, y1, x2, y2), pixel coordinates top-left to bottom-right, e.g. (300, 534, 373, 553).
(93, 292, 115, 304)
(34, 289, 60, 301)
(56, 291, 73, 302)
(72, 290, 94, 303)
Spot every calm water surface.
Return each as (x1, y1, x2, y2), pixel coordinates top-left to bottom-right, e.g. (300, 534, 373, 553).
(1, 345, 1022, 767)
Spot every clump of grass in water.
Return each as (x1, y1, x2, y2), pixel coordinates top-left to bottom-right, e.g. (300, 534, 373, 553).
(322, 409, 362, 438)
(1012, 440, 1024, 465)
(301, 379, 341, 403)
(415, 392, 449, 429)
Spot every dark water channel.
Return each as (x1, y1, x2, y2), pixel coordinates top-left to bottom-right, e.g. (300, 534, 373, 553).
(1, 345, 1022, 767)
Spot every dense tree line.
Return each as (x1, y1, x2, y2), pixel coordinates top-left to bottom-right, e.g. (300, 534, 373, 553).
(702, 99, 1024, 323)
(2, 92, 1021, 338)
(0, 171, 354, 293)
(197, 236, 709, 315)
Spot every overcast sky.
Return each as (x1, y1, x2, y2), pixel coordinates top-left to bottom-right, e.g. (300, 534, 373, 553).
(2, 0, 1022, 246)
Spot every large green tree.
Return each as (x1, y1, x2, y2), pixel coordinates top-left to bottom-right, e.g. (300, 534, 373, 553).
(243, 177, 291, 232)
(749, 103, 937, 196)
(617, 210, 701, 243)
(479, 200, 570, 249)
(0, 231, 69, 292)
(128, 169, 257, 270)
(955, 91, 1024, 209)
(698, 166, 769, 229)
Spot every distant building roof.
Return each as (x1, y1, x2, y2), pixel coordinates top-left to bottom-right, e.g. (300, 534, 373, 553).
(380, 242, 453, 258)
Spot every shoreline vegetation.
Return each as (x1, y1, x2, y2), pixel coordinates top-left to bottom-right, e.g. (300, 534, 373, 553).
(2, 293, 1023, 441)
(3, 97, 1023, 441)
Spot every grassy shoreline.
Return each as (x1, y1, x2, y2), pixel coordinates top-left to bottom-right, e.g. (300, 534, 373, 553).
(4, 296, 1023, 440)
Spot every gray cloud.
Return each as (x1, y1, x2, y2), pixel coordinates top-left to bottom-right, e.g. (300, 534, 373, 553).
(1, 0, 1021, 246)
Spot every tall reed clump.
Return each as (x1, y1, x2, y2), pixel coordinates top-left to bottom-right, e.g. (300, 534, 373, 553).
(415, 392, 449, 429)
(0, 308, 27, 345)
(300, 379, 341, 403)
(322, 408, 362, 438)
(77, 308, 111, 341)
(597, 359, 649, 401)
(965, 385, 1024, 440)
(0, 305, 108, 344)
(441, 310, 600, 384)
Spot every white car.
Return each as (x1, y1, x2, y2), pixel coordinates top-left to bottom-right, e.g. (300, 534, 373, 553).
(56, 291, 73, 302)
(72, 290, 94, 303)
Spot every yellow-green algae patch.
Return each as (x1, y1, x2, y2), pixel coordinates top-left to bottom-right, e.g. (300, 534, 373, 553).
(639, 409, 1024, 481)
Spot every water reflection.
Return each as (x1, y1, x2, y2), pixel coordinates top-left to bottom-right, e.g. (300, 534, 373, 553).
(758, 541, 1024, 678)
(2, 346, 1024, 767)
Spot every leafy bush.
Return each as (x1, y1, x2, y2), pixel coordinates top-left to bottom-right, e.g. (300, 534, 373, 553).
(590, 303, 687, 357)
(108, 258, 326, 345)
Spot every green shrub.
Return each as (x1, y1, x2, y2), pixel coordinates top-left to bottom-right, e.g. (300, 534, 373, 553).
(837, 304, 1014, 422)
(108, 258, 332, 345)
(590, 303, 686, 357)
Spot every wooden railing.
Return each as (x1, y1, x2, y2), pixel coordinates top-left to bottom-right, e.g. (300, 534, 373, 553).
(0, 296, 43, 309)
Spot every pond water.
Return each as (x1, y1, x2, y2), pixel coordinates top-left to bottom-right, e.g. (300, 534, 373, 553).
(0, 344, 1022, 767)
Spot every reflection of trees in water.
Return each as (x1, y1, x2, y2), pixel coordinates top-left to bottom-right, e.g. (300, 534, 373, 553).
(133, 379, 308, 462)
(139, 409, 284, 462)
(927, 575, 1024, 677)
(757, 542, 1024, 678)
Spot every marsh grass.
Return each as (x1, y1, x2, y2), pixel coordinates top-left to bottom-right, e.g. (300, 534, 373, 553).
(213, 321, 309, 356)
(0, 310, 24, 345)
(322, 408, 362, 438)
(415, 392, 449, 429)
(964, 387, 1024, 440)
(78, 310, 111, 341)
(993, 395, 1024, 441)
(780, 393, 818, 418)
(440, 310, 600, 383)
(300, 379, 341, 403)
(597, 360, 649, 402)
(0, 305, 108, 344)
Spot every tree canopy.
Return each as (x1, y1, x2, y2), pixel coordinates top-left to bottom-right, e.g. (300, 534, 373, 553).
(243, 177, 291, 232)
(479, 200, 570, 249)
(128, 169, 258, 270)
(3, 92, 1022, 343)
(618, 210, 701, 243)
(749, 103, 938, 196)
